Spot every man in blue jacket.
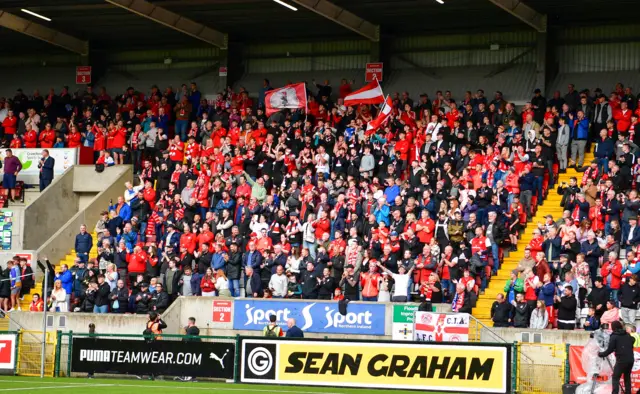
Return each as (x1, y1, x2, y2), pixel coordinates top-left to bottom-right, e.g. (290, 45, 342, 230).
(570, 111, 590, 168)
(75, 224, 93, 263)
(595, 128, 615, 174)
(55, 264, 74, 296)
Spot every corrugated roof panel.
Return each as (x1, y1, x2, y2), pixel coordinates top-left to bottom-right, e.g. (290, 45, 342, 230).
(394, 31, 535, 51)
(392, 48, 534, 69)
(557, 43, 640, 73)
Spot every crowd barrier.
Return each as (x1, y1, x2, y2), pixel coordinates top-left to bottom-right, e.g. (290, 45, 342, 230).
(0, 329, 572, 393)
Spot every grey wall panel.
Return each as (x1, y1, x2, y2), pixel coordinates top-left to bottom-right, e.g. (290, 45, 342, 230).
(557, 43, 640, 73)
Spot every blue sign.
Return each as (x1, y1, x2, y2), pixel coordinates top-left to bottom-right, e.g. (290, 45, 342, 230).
(233, 299, 386, 336)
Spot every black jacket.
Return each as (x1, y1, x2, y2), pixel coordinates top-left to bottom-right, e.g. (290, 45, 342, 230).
(227, 252, 242, 279)
(491, 301, 512, 325)
(555, 295, 577, 322)
(94, 282, 111, 307)
(151, 290, 170, 313)
(110, 286, 129, 310)
(587, 285, 609, 314)
(599, 329, 635, 364)
(619, 282, 640, 309)
(300, 269, 320, 299)
(317, 276, 336, 297)
(512, 301, 529, 327)
(135, 290, 152, 314)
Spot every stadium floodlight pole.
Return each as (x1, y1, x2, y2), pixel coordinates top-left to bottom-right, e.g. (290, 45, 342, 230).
(40, 266, 49, 379)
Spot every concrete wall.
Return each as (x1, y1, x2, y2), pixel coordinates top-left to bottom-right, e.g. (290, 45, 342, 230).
(35, 165, 132, 278)
(23, 167, 78, 250)
(482, 327, 590, 346)
(72, 166, 130, 193)
(8, 298, 452, 340)
(77, 193, 98, 212)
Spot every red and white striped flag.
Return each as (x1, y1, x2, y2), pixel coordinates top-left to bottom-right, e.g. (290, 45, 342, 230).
(265, 83, 307, 116)
(344, 79, 384, 106)
(366, 95, 393, 134)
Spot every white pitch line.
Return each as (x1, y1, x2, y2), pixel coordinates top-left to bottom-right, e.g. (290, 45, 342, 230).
(0, 384, 113, 391)
(0, 380, 351, 394)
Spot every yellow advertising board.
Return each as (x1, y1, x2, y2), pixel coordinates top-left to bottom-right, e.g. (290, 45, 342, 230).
(240, 338, 510, 393)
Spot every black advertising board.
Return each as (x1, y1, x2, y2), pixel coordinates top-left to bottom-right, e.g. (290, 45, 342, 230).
(71, 338, 234, 379)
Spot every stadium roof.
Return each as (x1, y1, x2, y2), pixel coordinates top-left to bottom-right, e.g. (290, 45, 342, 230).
(1, 0, 639, 53)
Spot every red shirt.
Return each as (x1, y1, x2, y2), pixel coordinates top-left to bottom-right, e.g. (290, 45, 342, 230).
(169, 141, 185, 162)
(394, 139, 410, 161)
(24, 130, 37, 148)
(185, 142, 201, 161)
(143, 187, 156, 210)
(180, 232, 197, 254)
(39, 129, 55, 148)
(111, 127, 126, 148)
(312, 218, 330, 240)
(2, 116, 17, 135)
(94, 130, 106, 151)
(67, 131, 82, 148)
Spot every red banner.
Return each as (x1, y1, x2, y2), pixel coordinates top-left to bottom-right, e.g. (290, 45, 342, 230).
(569, 345, 640, 390)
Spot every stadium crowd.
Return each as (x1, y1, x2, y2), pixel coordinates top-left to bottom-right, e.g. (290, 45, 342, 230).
(1, 79, 640, 331)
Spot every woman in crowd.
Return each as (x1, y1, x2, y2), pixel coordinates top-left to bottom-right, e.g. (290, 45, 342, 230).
(49, 279, 68, 312)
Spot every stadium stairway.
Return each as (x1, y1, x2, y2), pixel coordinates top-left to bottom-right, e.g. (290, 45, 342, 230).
(471, 150, 595, 331)
(5, 232, 98, 315)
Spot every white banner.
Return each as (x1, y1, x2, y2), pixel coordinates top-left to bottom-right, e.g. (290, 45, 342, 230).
(414, 312, 470, 342)
(0, 148, 77, 185)
(0, 334, 16, 370)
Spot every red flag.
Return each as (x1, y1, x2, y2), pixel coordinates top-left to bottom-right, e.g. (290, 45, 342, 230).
(366, 96, 393, 134)
(265, 83, 307, 116)
(344, 79, 384, 106)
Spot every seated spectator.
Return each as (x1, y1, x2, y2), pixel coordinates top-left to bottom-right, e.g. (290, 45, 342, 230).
(29, 293, 44, 312)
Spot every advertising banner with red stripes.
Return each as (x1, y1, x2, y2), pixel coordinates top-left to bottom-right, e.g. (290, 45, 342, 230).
(414, 312, 470, 342)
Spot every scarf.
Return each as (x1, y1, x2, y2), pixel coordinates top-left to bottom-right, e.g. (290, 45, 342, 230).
(452, 291, 465, 312)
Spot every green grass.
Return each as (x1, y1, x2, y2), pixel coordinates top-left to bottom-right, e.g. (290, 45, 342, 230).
(0, 376, 449, 393)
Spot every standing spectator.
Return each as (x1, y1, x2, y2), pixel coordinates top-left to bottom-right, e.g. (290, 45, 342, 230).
(49, 279, 68, 312)
(200, 267, 216, 297)
(8, 260, 21, 311)
(529, 300, 549, 329)
(93, 274, 111, 314)
(554, 285, 577, 330)
(360, 263, 381, 301)
(110, 279, 128, 313)
(54, 264, 73, 299)
(2, 149, 22, 202)
(37, 149, 55, 192)
(490, 293, 512, 327)
(269, 265, 287, 298)
(75, 224, 93, 263)
(511, 293, 530, 328)
(619, 275, 640, 325)
(503, 270, 523, 304)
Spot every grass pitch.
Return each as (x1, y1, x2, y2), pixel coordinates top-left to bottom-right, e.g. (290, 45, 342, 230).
(0, 376, 450, 393)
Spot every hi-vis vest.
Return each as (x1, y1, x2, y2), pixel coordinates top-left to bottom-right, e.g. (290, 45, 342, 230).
(147, 321, 163, 340)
